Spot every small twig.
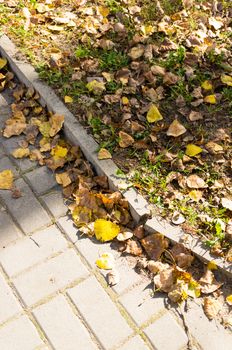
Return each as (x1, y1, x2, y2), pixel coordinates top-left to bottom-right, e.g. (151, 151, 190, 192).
(176, 301, 195, 350)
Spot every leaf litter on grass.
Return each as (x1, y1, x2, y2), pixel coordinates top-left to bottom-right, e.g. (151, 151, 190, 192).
(0, 0, 232, 327)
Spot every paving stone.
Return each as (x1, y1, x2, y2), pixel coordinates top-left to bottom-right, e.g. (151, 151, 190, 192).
(67, 276, 133, 349)
(25, 166, 57, 195)
(58, 216, 144, 294)
(118, 336, 150, 350)
(0, 178, 51, 233)
(0, 209, 22, 249)
(183, 299, 232, 350)
(0, 225, 68, 277)
(3, 136, 37, 172)
(119, 282, 165, 326)
(33, 295, 97, 350)
(0, 144, 6, 158)
(41, 188, 67, 218)
(144, 312, 188, 350)
(13, 249, 89, 306)
(0, 272, 22, 324)
(0, 156, 19, 177)
(0, 315, 44, 350)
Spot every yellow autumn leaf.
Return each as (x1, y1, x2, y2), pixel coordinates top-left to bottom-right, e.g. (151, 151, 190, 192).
(0, 170, 13, 190)
(226, 295, 232, 306)
(49, 114, 64, 137)
(207, 261, 217, 270)
(121, 96, 129, 105)
(39, 121, 51, 137)
(147, 104, 163, 123)
(95, 252, 115, 270)
(185, 144, 202, 157)
(86, 80, 105, 95)
(12, 148, 30, 159)
(188, 190, 203, 202)
(51, 145, 68, 159)
(0, 57, 7, 70)
(64, 95, 73, 103)
(94, 219, 120, 242)
(98, 148, 112, 160)
(221, 74, 232, 86)
(201, 80, 213, 90)
(98, 6, 110, 17)
(204, 95, 216, 104)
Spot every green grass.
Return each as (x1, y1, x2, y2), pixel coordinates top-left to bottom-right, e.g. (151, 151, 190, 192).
(99, 50, 129, 71)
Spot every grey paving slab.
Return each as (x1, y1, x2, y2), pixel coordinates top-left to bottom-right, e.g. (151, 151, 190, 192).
(13, 249, 89, 306)
(144, 312, 188, 350)
(58, 216, 144, 294)
(0, 178, 51, 234)
(25, 166, 57, 195)
(118, 336, 150, 350)
(0, 209, 22, 249)
(182, 299, 232, 350)
(3, 136, 36, 172)
(0, 315, 44, 350)
(119, 282, 165, 326)
(67, 276, 133, 349)
(41, 188, 67, 218)
(0, 225, 68, 277)
(0, 143, 6, 158)
(0, 272, 22, 324)
(33, 295, 98, 350)
(0, 156, 19, 177)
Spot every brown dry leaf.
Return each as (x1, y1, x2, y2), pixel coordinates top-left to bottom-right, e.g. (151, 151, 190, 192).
(107, 269, 120, 286)
(117, 231, 133, 241)
(133, 224, 144, 239)
(170, 243, 194, 269)
(148, 261, 169, 274)
(153, 266, 175, 292)
(0, 170, 14, 190)
(199, 270, 222, 294)
(186, 175, 207, 189)
(3, 111, 27, 138)
(98, 148, 112, 160)
(29, 149, 44, 165)
(128, 45, 144, 60)
(49, 114, 64, 137)
(203, 297, 221, 320)
(55, 172, 72, 187)
(189, 111, 203, 121)
(166, 119, 186, 137)
(205, 141, 223, 154)
(119, 131, 134, 148)
(11, 148, 30, 159)
(163, 72, 179, 85)
(141, 233, 169, 260)
(125, 239, 143, 256)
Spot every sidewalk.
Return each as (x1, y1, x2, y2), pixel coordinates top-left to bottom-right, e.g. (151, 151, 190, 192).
(0, 88, 231, 350)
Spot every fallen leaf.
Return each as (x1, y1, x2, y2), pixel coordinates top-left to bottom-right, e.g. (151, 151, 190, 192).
(207, 261, 217, 270)
(55, 172, 72, 187)
(221, 198, 232, 211)
(148, 261, 169, 274)
(208, 17, 223, 30)
(86, 80, 105, 95)
(71, 205, 92, 227)
(189, 111, 203, 121)
(204, 95, 216, 104)
(186, 175, 207, 189)
(185, 144, 202, 157)
(119, 131, 134, 148)
(49, 114, 64, 137)
(199, 269, 222, 294)
(163, 72, 179, 85)
(128, 46, 144, 60)
(203, 297, 220, 320)
(153, 266, 175, 292)
(188, 190, 203, 201)
(166, 119, 186, 137)
(170, 243, 194, 269)
(94, 219, 120, 242)
(107, 268, 120, 286)
(117, 231, 133, 241)
(0, 170, 14, 190)
(121, 96, 129, 105)
(64, 95, 73, 103)
(226, 295, 232, 306)
(95, 252, 115, 270)
(146, 104, 163, 123)
(11, 187, 22, 198)
(11, 148, 30, 159)
(3, 111, 27, 138)
(171, 212, 185, 225)
(221, 74, 232, 87)
(98, 148, 112, 160)
(0, 57, 7, 69)
(201, 80, 213, 90)
(125, 239, 143, 256)
(51, 145, 68, 159)
(205, 141, 223, 154)
(141, 233, 169, 260)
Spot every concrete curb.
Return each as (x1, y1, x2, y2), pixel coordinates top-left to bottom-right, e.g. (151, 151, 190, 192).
(0, 34, 231, 278)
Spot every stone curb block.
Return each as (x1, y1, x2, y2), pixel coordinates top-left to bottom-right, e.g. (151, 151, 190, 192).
(0, 34, 231, 278)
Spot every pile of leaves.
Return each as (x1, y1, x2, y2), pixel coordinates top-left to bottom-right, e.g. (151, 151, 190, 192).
(1, 0, 231, 258)
(0, 55, 232, 327)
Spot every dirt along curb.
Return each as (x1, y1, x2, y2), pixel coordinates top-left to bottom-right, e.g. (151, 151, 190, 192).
(0, 34, 231, 278)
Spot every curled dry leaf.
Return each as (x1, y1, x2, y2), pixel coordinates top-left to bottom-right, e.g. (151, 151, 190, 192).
(186, 174, 207, 189)
(205, 141, 223, 154)
(98, 148, 112, 160)
(95, 252, 115, 270)
(141, 233, 169, 260)
(3, 111, 27, 138)
(55, 172, 72, 187)
(146, 104, 163, 123)
(199, 269, 222, 294)
(94, 219, 120, 242)
(125, 239, 143, 256)
(203, 297, 221, 320)
(133, 224, 144, 239)
(148, 261, 169, 274)
(11, 147, 30, 159)
(107, 269, 120, 286)
(153, 266, 175, 292)
(221, 198, 232, 211)
(118, 131, 134, 148)
(170, 243, 194, 269)
(49, 114, 64, 137)
(117, 231, 133, 241)
(0, 170, 14, 190)
(163, 72, 179, 85)
(166, 119, 186, 137)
